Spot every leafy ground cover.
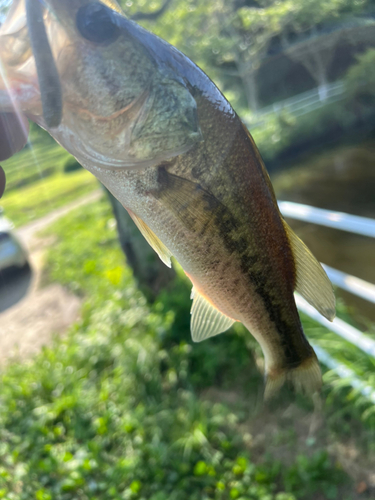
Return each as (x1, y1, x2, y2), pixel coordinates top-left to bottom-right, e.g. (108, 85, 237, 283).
(0, 198, 374, 499)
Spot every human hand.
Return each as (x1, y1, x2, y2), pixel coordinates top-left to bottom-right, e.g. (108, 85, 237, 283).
(0, 112, 29, 198)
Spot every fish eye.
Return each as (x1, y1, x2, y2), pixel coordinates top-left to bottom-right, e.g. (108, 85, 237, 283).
(76, 2, 119, 44)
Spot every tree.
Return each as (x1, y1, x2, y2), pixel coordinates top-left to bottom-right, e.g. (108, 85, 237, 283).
(119, 0, 374, 112)
(105, 190, 176, 302)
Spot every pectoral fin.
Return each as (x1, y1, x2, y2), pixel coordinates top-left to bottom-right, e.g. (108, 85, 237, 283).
(128, 210, 172, 268)
(154, 168, 226, 235)
(191, 287, 235, 342)
(283, 221, 336, 321)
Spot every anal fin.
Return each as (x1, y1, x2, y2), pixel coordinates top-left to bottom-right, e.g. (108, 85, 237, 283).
(191, 288, 235, 342)
(283, 220, 336, 321)
(128, 210, 172, 268)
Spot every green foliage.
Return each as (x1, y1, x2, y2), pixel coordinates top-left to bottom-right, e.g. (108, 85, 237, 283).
(248, 45, 375, 163)
(253, 102, 350, 162)
(116, 0, 375, 161)
(1, 288, 252, 499)
(42, 197, 129, 300)
(0, 293, 300, 499)
(0, 197, 355, 499)
(0, 2, 373, 494)
(119, 0, 374, 114)
(44, 198, 375, 429)
(1, 170, 98, 227)
(43, 198, 260, 392)
(282, 451, 345, 500)
(250, 91, 374, 163)
(345, 48, 375, 102)
(154, 276, 261, 392)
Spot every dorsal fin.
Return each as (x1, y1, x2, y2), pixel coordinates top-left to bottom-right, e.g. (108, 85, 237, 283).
(103, 1, 124, 14)
(128, 210, 172, 268)
(191, 288, 235, 342)
(283, 220, 336, 321)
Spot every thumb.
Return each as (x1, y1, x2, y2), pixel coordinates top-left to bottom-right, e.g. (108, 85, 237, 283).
(0, 112, 29, 161)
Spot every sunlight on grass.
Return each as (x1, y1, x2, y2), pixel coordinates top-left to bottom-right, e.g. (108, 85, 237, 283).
(1, 141, 70, 192)
(1, 170, 98, 227)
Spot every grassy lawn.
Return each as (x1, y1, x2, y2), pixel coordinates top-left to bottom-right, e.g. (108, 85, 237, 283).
(1, 140, 71, 192)
(0, 198, 373, 499)
(1, 170, 98, 227)
(0, 126, 98, 227)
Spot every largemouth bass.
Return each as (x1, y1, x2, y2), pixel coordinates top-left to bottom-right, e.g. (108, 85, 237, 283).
(0, 0, 335, 398)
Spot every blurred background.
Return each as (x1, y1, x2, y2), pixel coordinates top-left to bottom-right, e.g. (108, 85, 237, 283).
(0, 0, 375, 499)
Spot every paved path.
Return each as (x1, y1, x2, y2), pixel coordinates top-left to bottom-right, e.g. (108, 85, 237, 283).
(0, 190, 102, 365)
(16, 189, 102, 249)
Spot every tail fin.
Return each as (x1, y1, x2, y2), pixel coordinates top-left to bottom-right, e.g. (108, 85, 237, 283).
(264, 354, 322, 400)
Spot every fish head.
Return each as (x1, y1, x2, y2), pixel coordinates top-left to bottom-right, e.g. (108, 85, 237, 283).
(0, 0, 202, 169)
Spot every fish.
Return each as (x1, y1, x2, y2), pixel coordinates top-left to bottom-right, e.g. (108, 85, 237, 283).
(0, 0, 335, 398)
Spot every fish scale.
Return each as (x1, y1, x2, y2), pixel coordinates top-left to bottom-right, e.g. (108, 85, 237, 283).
(0, 0, 335, 398)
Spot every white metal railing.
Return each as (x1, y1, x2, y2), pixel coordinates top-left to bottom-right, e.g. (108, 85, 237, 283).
(279, 201, 375, 238)
(296, 294, 375, 358)
(244, 81, 346, 126)
(322, 264, 375, 304)
(313, 344, 375, 405)
(279, 200, 375, 402)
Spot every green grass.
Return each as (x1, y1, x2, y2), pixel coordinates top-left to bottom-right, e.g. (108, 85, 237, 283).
(41, 199, 373, 493)
(1, 140, 71, 192)
(1, 127, 99, 227)
(42, 198, 375, 429)
(0, 198, 373, 499)
(0, 170, 98, 227)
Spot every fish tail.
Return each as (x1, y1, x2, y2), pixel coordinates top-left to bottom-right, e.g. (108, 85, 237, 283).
(264, 352, 322, 400)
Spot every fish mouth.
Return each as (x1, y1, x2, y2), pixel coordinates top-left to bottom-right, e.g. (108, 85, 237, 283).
(0, 1, 129, 130)
(0, 1, 203, 170)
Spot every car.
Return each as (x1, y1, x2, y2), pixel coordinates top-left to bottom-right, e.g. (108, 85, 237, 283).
(0, 207, 28, 272)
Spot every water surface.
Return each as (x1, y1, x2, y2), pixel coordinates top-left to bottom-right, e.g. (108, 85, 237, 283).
(272, 143, 375, 324)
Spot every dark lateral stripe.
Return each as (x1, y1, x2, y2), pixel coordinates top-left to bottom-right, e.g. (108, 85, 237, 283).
(155, 167, 307, 366)
(26, 0, 63, 128)
(248, 268, 309, 367)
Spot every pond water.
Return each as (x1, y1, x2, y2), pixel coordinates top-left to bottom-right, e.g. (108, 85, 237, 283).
(271, 143, 375, 325)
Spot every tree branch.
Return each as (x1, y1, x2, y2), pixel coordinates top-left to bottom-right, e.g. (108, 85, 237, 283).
(131, 0, 173, 21)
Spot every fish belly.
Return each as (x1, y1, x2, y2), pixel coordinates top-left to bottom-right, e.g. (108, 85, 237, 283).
(87, 161, 321, 398)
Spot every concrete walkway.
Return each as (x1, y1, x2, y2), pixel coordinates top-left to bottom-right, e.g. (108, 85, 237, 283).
(0, 189, 103, 365)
